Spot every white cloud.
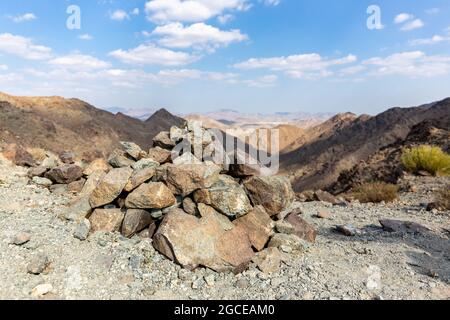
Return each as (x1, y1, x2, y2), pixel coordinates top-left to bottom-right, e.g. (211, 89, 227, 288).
(363, 51, 450, 77)
(409, 35, 449, 46)
(234, 53, 357, 79)
(11, 13, 37, 23)
(261, 0, 281, 6)
(218, 14, 233, 24)
(153, 22, 247, 50)
(0, 64, 8, 71)
(130, 8, 140, 15)
(109, 44, 198, 66)
(394, 13, 413, 24)
(244, 74, 278, 87)
(401, 19, 424, 31)
(49, 54, 110, 70)
(339, 65, 366, 76)
(78, 34, 94, 41)
(110, 9, 129, 21)
(0, 33, 52, 60)
(144, 0, 250, 23)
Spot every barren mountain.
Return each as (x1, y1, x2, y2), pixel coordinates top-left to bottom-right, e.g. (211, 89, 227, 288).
(280, 98, 450, 192)
(0, 92, 184, 160)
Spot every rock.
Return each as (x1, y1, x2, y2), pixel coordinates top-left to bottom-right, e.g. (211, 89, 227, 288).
(27, 253, 50, 275)
(268, 233, 308, 252)
(194, 175, 252, 218)
(49, 184, 68, 195)
(120, 141, 146, 160)
(379, 219, 431, 233)
(227, 150, 263, 177)
(63, 197, 92, 222)
(336, 225, 359, 236)
(197, 204, 234, 231)
(182, 197, 198, 216)
(314, 190, 338, 205)
(89, 167, 133, 208)
(121, 209, 154, 238)
(59, 151, 75, 164)
(67, 178, 86, 194)
(83, 158, 111, 176)
(73, 219, 91, 240)
(244, 176, 295, 216)
(12, 232, 31, 245)
(172, 152, 201, 165)
(89, 209, 125, 233)
(170, 126, 185, 143)
(2, 144, 35, 167)
(316, 210, 331, 219)
(124, 168, 155, 192)
(147, 147, 172, 164)
(253, 248, 285, 274)
(162, 162, 222, 196)
(30, 284, 53, 297)
(125, 182, 176, 209)
(79, 171, 105, 198)
(28, 166, 48, 178)
(107, 149, 135, 168)
(41, 153, 60, 169)
(153, 209, 254, 272)
(32, 176, 53, 187)
(153, 131, 176, 150)
(233, 205, 274, 251)
(132, 158, 159, 171)
(44, 164, 83, 184)
(279, 212, 317, 243)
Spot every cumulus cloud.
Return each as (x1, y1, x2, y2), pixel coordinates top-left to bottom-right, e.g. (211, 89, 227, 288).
(0, 33, 52, 60)
(153, 22, 247, 50)
(234, 53, 357, 79)
(109, 44, 198, 66)
(394, 13, 413, 24)
(49, 54, 111, 70)
(144, 0, 250, 23)
(11, 13, 37, 23)
(363, 51, 450, 77)
(409, 35, 450, 46)
(401, 19, 424, 31)
(110, 9, 130, 21)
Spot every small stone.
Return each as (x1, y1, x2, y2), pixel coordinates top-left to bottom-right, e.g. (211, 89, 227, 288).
(12, 232, 31, 245)
(182, 197, 198, 216)
(32, 176, 53, 187)
(73, 219, 91, 241)
(27, 253, 50, 275)
(336, 225, 359, 236)
(30, 284, 53, 297)
(235, 279, 249, 289)
(316, 210, 331, 219)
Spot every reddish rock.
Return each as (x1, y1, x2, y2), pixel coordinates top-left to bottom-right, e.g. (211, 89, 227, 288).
(121, 209, 154, 238)
(67, 178, 86, 194)
(379, 219, 431, 233)
(284, 212, 317, 243)
(2, 144, 35, 167)
(147, 147, 172, 164)
(124, 168, 155, 192)
(233, 206, 274, 251)
(45, 164, 83, 184)
(89, 208, 124, 233)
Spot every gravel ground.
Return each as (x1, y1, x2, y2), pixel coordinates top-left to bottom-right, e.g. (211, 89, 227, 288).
(0, 159, 449, 300)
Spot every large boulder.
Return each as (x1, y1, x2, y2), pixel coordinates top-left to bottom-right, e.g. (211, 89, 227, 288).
(147, 147, 172, 164)
(83, 158, 111, 176)
(121, 209, 154, 238)
(120, 141, 146, 160)
(279, 212, 317, 243)
(233, 206, 274, 251)
(2, 144, 35, 167)
(162, 162, 222, 196)
(107, 149, 135, 168)
(153, 209, 254, 272)
(153, 131, 176, 150)
(125, 182, 176, 209)
(79, 170, 106, 198)
(89, 208, 125, 233)
(89, 167, 133, 208)
(124, 168, 155, 192)
(45, 164, 83, 184)
(194, 175, 252, 218)
(243, 176, 295, 216)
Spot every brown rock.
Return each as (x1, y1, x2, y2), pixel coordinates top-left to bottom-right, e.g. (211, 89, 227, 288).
(67, 178, 86, 194)
(89, 167, 133, 208)
(233, 206, 274, 251)
(28, 166, 48, 178)
(379, 219, 431, 233)
(314, 190, 338, 205)
(125, 182, 176, 209)
(153, 131, 176, 150)
(194, 175, 252, 218)
(124, 168, 156, 192)
(62, 196, 92, 222)
(268, 233, 307, 252)
(45, 164, 83, 184)
(107, 149, 135, 168)
(2, 144, 35, 167)
(89, 208, 125, 233)
(243, 176, 295, 216)
(163, 162, 222, 196)
(316, 210, 331, 219)
(120, 141, 146, 160)
(153, 209, 254, 272)
(182, 197, 198, 216)
(252, 248, 286, 274)
(284, 212, 317, 243)
(83, 158, 111, 176)
(121, 209, 154, 238)
(79, 170, 106, 198)
(59, 151, 75, 164)
(147, 147, 172, 164)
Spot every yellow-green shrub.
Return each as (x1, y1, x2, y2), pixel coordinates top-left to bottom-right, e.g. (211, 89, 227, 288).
(402, 145, 450, 176)
(352, 182, 399, 203)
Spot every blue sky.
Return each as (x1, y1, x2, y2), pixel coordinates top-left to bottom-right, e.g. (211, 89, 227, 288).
(1, 0, 450, 115)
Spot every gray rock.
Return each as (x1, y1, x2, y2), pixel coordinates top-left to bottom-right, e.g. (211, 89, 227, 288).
(73, 219, 91, 241)
(27, 253, 50, 275)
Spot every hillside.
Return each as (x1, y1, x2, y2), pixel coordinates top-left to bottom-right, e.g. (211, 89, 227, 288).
(0, 92, 185, 160)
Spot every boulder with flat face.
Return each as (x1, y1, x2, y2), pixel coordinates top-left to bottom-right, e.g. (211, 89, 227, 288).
(107, 149, 135, 168)
(45, 164, 83, 184)
(79, 170, 106, 198)
(153, 131, 176, 150)
(121, 209, 154, 238)
(194, 175, 252, 218)
(125, 182, 176, 210)
(83, 158, 111, 176)
(89, 167, 133, 208)
(120, 141, 146, 160)
(153, 209, 254, 272)
(89, 208, 124, 233)
(243, 176, 295, 216)
(124, 168, 155, 192)
(281, 212, 317, 243)
(147, 147, 172, 164)
(162, 162, 222, 196)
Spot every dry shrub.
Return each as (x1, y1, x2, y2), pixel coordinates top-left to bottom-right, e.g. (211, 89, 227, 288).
(402, 145, 450, 176)
(435, 185, 450, 210)
(352, 182, 399, 203)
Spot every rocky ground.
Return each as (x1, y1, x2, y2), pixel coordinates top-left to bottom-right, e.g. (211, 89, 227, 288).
(0, 157, 449, 300)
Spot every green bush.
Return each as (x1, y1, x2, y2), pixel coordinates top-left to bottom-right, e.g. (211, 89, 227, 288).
(352, 182, 399, 203)
(402, 145, 450, 176)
